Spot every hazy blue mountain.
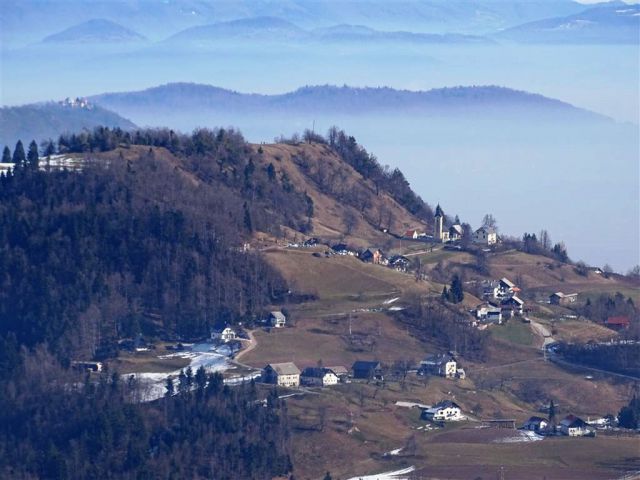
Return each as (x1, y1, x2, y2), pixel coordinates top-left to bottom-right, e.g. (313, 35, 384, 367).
(91, 82, 609, 121)
(496, 3, 640, 44)
(2, 0, 586, 46)
(0, 102, 136, 148)
(166, 17, 492, 45)
(166, 16, 311, 44)
(41, 18, 147, 44)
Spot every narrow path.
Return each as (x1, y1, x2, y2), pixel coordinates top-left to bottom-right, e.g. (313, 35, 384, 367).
(235, 330, 257, 361)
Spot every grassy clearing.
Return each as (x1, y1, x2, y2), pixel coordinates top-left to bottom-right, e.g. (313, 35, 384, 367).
(491, 319, 535, 346)
(110, 350, 190, 374)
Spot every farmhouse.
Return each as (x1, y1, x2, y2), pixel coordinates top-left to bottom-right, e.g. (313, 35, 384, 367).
(211, 327, 236, 343)
(263, 362, 300, 387)
(326, 365, 348, 381)
(473, 226, 497, 246)
(269, 311, 286, 328)
(498, 278, 516, 297)
(550, 292, 578, 306)
(331, 243, 357, 256)
(421, 400, 463, 422)
(352, 360, 383, 380)
(360, 248, 385, 265)
(448, 224, 463, 242)
(300, 367, 339, 387)
(522, 416, 549, 433)
(419, 353, 458, 378)
(604, 316, 630, 331)
(475, 303, 503, 324)
(389, 255, 411, 272)
(404, 229, 422, 239)
(501, 295, 524, 316)
(559, 415, 595, 437)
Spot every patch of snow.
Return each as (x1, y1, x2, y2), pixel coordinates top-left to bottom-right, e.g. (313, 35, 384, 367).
(494, 430, 544, 443)
(384, 297, 400, 305)
(383, 447, 403, 456)
(388, 306, 405, 311)
(395, 401, 430, 409)
(347, 466, 416, 480)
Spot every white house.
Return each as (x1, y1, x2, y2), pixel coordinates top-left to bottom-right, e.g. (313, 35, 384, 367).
(211, 327, 237, 343)
(475, 303, 503, 324)
(269, 311, 286, 328)
(300, 367, 340, 387)
(422, 400, 463, 422)
(559, 415, 595, 437)
(263, 362, 300, 387)
(473, 227, 497, 246)
(448, 224, 463, 242)
(522, 416, 548, 433)
(419, 354, 458, 378)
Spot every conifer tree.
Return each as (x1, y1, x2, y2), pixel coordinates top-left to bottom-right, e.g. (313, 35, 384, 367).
(12, 140, 25, 167)
(27, 140, 39, 169)
(2, 146, 10, 163)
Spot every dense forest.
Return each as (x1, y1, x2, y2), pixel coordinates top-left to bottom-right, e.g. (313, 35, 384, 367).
(0, 127, 327, 479)
(0, 348, 291, 479)
(0, 128, 321, 362)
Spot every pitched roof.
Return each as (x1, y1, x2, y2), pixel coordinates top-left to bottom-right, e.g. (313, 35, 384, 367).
(449, 224, 463, 235)
(475, 226, 496, 234)
(560, 414, 588, 428)
(266, 362, 300, 376)
(270, 311, 286, 321)
(326, 365, 348, 375)
(525, 416, 547, 424)
(500, 278, 515, 288)
(352, 360, 381, 371)
(432, 400, 461, 410)
(502, 295, 524, 305)
(422, 353, 455, 365)
(301, 367, 336, 378)
(606, 316, 630, 327)
(435, 204, 444, 217)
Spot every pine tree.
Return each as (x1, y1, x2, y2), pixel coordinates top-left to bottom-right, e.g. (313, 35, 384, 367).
(27, 140, 39, 169)
(2, 146, 10, 164)
(244, 203, 253, 232)
(165, 376, 175, 397)
(450, 274, 464, 304)
(12, 140, 25, 167)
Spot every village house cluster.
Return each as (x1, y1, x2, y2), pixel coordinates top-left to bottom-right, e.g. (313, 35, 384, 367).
(473, 277, 525, 327)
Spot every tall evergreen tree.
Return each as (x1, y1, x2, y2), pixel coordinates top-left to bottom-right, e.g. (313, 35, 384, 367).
(12, 140, 26, 167)
(2, 146, 10, 164)
(449, 274, 464, 304)
(27, 140, 39, 169)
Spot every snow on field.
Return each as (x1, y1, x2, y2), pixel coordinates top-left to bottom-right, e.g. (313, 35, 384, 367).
(131, 342, 253, 402)
(383, 447, 403, 457)
(384, 297, 400, 305)
(387, 306, 405, 311)
(493, 430, 544, 443)
(395, 401, 430, 409)
(347, 466, 415, 480)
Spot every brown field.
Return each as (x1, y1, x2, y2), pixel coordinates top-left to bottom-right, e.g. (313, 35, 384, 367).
(248, 244, 640, 479)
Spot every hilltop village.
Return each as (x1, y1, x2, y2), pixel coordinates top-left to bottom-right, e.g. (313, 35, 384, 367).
(1, 131, 638, 480)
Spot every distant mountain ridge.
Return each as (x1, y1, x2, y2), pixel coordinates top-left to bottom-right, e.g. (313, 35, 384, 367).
(496, 3, 640, 44)
(0, 102, 136, 148)
(42, 18, 146, 43)
(165, 16, 492, 45)
(90, 82, 610, 121)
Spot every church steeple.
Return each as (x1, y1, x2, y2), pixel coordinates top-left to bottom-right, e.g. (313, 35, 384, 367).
(434, 204, 444, 241)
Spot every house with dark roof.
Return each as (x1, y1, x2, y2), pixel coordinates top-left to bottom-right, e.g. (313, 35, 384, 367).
(351, 360, 383, 380)
(550, 292, 579, 306)
(419, 353, 458, 378)
(389, 255, 411, 272)
(501, 295, 524, 316)
(300, 367, 339, 387)
(559, 415, 595, 437)
(522, 416, 549, 433)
